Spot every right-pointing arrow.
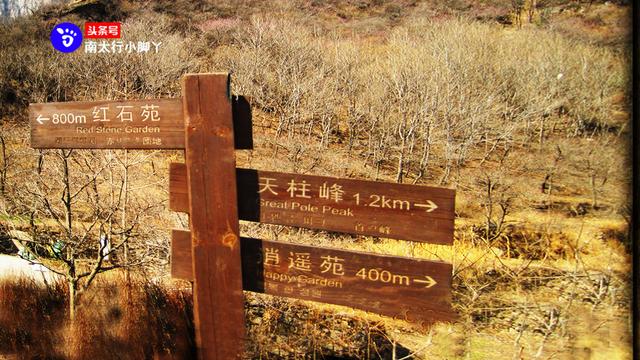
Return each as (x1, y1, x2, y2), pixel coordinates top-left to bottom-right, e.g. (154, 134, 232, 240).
(413, 275, 437, 288)
(414, 200, 438, 212)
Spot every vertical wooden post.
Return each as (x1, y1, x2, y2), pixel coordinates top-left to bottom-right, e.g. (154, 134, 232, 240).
(182, 73, 245, 359)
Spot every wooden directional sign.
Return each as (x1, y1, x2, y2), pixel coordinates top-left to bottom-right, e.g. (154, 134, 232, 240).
(29, 96, 253, 150)
(171, 230, 455, 325)
(170, 164, 455, 244)
(30, 98, 184, 149)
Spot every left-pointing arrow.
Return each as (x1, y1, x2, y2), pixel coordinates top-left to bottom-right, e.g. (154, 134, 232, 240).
(36, 115, 50, 125)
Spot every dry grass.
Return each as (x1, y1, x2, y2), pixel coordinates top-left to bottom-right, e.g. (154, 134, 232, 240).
(0, 274, 418, 358)
(0, 277, 67, 358)
(0, 274, 194, 359)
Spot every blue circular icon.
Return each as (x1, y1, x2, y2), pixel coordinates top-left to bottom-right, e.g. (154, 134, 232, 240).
(50, 22, 83, 53)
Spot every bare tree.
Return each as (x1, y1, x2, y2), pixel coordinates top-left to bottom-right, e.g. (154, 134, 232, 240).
(8, 149, 163, 319)
(511, 0, 524, 28)
(0, 0, 47, 18)
(478, 174, 513, 246)
(0, 123, 15, 196)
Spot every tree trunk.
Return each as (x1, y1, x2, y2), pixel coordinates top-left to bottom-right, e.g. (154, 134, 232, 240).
(486, 182, 493, 243)
(122, 151, 129, 283)
(396, 114, 408, 183)
(1, 0, 9, 17)
(62, 151, 73, 240)
(68, 278, 77, 321)
(0, 133, 6, 195)
(528, 0, 536, 23)
(396, 145, 405, 183)
(590, 173, 598, 208)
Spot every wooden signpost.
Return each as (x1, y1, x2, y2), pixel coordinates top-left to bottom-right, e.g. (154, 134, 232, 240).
(29, 72, 457, 359)
(180, 74, 245, 359)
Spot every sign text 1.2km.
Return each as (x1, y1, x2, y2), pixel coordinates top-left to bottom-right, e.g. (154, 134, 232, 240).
(170, 164, 455, 244)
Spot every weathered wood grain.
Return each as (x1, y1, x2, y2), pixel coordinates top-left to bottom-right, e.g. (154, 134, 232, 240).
(171, 230, 455, 326)
(170, 164, 455, 244)
(182, 73, 245, 359)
